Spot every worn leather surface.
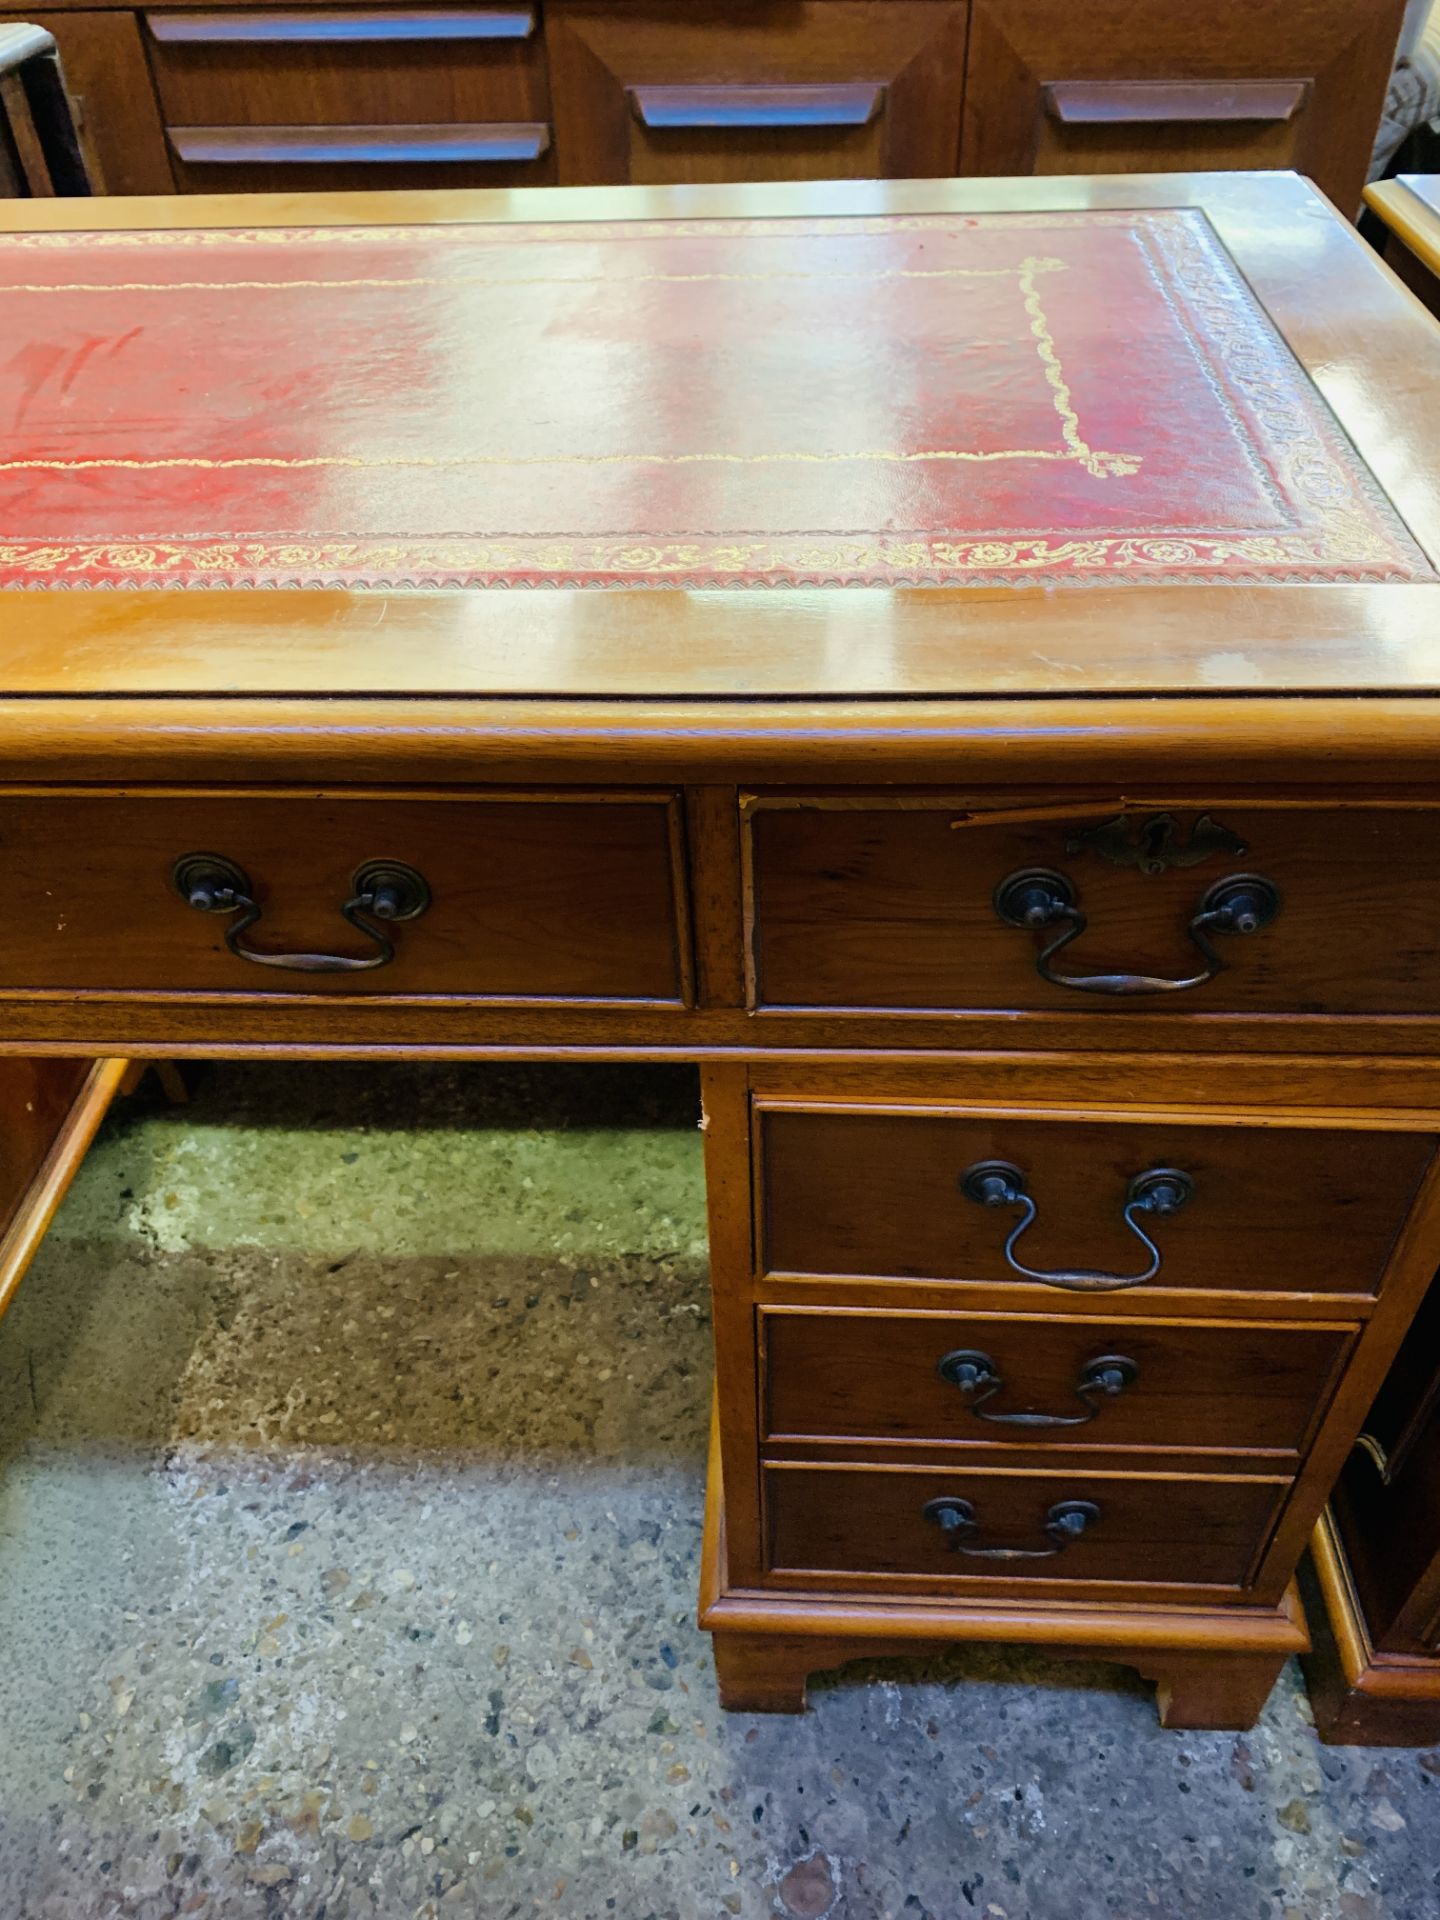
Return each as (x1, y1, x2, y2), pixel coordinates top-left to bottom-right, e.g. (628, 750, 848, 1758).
(0, 209, 1428, 588)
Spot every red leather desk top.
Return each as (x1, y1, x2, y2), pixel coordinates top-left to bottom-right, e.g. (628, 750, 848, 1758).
(0, 208, 1427, 590)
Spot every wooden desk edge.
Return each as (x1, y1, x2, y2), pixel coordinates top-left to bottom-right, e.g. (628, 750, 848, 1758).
(1367, 177, 1440, 281)
(0, 1057, 129, 1319)
(9, 696, 1440, 783)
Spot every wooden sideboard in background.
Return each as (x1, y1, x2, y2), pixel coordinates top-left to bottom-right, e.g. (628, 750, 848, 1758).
(22, 0, 1405, 204)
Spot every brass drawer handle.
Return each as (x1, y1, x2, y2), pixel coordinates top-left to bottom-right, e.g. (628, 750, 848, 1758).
(173, 853, 430, 973)
(938, 1348, 1138, 1426)
(994, 867, 1280, 995)
(924, 1495, 1100, 1559)
(960, 1159, 1192, 1293)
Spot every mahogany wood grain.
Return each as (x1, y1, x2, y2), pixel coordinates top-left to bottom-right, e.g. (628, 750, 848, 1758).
(962, 0, 1402, 210)
(757, 1104, 1436, 1299)
(760, 1308, 1354, 1458)
(764, 1462, 1288, 1590)
(547, 1, 967, 185)
(0, 792, 690, 1003)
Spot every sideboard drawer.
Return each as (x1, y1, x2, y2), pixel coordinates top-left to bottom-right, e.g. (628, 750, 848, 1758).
(758, 1105, 1436, 1299)
(0, 793, 689, 1002)
(761, 1308, 1353, 1457)
(765, 1463, 1287, 1589)
(146, 5, 556, 189)
(746, 798, 1440, 1017)
(547, 1, 968, 187)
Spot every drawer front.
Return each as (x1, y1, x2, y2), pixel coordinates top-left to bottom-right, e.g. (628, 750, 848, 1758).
(758, 1106, 1436, 1298)
(960, 0, 1398, 216)
(762, 1309, 1353, 1456)
(766, 1463, 1286, 1588)
(547, 1, 967, 186)
(747, 800, 1440, 1018)
(0, 794, 688, 1002)
(146, 6, 555, 189)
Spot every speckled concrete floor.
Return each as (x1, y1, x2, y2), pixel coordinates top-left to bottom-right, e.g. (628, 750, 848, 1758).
(1, 1062, 1439, 1920)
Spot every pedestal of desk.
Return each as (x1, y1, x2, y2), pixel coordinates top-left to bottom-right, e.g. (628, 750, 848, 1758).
(700, 1402, 1308, 1727)
(697, 1053, 1440, 1730)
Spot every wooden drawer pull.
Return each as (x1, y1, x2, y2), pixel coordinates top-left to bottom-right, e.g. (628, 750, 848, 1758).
(630, 83, 883, 132)
(993, 867, 1280, 995)
(168, 123, 551, 165)
(960, 1160, 1192, 1293)
(924, 1496, 1101, 1560)
(149, 9, 536, 44)
(938, 1348, 1139, 1427)
(173, 854, 430, 973)
(1043, 79, 1309, 127)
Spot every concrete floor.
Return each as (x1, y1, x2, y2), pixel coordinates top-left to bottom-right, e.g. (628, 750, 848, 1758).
(1, 1062, 1439, 1920)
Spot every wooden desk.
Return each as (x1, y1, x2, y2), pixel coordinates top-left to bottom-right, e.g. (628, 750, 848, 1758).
(4, 170, 1440, 1731)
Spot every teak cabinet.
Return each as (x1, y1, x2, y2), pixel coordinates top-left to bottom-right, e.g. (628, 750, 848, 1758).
(24, 0, 1403, 208)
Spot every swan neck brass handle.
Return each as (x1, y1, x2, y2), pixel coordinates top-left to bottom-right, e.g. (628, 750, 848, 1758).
(994, 867, 1280, 995)
(960, 1159, 1192, 1293)
(938, 1348, 1139, 1426)
(924, 1496, 1100, 1559)
(174, 854, 430, 974)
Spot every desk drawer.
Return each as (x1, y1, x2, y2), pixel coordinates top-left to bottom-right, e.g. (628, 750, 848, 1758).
(758, 1105, 1436, 1299)
(765, 1463, 1287, 1590)
(0, 792, 689, 1002)
(761, 1309, 1353, 1457)
(746, 798, 1440, 1017)
(146, 6, 555, 189)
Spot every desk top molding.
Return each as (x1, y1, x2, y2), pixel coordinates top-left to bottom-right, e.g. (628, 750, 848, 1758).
(3, 173, 1440, 715)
